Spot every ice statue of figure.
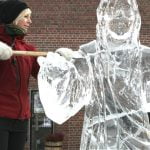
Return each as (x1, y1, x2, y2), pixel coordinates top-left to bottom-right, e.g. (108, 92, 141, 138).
(38, 0, 150, 149)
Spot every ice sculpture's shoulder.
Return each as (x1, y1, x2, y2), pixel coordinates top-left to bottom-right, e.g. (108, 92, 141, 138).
(79, 40, 97, 54)
(141, 44, 150, 58)
(141, 45, 150, 53)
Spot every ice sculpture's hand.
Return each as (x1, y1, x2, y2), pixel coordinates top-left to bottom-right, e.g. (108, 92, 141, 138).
(56, 48, 74, 61)
(0, 41, 13, 60)
(38, 52, 67, 67)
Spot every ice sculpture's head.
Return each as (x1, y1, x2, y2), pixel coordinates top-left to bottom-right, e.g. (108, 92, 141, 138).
(96, 0, 141, 50)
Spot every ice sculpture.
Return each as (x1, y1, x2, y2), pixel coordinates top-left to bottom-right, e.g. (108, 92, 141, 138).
(38, 0, 150, 149)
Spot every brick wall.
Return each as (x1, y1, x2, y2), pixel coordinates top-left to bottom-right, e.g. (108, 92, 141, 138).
(138, 0, 150, 46)
(26, 0, 99, 51)
(26, 0, 150, 150)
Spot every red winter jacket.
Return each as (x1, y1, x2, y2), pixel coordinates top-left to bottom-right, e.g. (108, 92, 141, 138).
(0, 25, 40, 119)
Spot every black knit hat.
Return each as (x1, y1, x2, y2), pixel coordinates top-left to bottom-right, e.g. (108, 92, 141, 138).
(0, 0, 29, 24)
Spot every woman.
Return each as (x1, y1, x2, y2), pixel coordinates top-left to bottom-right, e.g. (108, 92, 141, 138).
(0, 0, 39, 150)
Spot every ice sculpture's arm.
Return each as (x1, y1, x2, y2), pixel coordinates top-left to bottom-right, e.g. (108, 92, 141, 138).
(37, 42, 95, 124)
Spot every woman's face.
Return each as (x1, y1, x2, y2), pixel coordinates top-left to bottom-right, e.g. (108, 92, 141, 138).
(13, 8, 32, 32)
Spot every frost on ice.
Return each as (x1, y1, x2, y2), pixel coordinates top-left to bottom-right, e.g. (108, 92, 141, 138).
(38, 0, 150, 149)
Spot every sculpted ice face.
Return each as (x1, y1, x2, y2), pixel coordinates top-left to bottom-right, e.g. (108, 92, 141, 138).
(96, 0, 141, 50)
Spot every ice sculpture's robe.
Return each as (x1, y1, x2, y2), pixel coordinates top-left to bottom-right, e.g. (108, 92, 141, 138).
(79, 41, 150, 150)
(38, 40, 150, 150)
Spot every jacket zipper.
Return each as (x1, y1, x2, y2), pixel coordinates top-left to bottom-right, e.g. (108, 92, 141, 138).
(11, 38, 22, 119)
(12, 57, 20, 86)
